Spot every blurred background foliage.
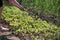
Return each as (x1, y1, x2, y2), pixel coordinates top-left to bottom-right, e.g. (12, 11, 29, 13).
(0, 0, 60, 40)
(18, 0, 60, 17)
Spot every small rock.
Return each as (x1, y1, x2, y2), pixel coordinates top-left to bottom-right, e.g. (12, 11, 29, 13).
(7, 35, 20, 40)
(0, 31, 12, 36)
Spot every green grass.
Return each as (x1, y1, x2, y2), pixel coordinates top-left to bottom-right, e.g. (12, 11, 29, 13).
(2, 6, 60, 40)
(21, 0, 60, 16)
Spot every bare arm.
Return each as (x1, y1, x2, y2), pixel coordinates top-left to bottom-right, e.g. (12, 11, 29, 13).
(8, 0, 25, 11)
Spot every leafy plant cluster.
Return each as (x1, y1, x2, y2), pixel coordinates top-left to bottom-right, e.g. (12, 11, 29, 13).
(2, 6, 60, 40)
(21, 0, 60, 16)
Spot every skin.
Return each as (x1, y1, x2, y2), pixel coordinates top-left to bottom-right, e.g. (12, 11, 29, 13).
(8, 0, 25, 11)
(0, 0, 25, 30)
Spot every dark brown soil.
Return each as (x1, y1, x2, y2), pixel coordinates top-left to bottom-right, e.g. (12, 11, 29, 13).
(27, 9, 60, 26)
